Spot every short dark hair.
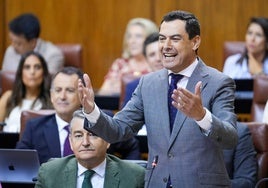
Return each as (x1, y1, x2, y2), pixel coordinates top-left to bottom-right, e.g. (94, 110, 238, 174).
(51, 66, 85, 87)
(161, 10, 200, 39)
(9, 13, 40, 40)
(143, 32, 159, 56)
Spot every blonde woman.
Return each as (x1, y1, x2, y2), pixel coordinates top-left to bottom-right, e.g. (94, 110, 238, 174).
(98, 18, 158, 95)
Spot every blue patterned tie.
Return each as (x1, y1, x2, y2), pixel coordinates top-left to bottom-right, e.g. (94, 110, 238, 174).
(63, 125, 73, 156)
(82, 170, 95, 188)
(168, 73, 183, 133)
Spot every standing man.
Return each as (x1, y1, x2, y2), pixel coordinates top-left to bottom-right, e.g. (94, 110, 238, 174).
(2, 13, 64, 75)
(78, 10, 238, 187)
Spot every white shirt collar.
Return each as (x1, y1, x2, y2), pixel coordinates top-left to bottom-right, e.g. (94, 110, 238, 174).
(77, 158, 106, 178)
(168, 58, 199, 77)
(55, 114, 69, 132)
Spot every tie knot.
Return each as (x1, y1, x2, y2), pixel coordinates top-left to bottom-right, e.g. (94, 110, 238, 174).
(64, 125, 70, 133)
(170, 73, 183, 83)
(84, 170, 95, 179)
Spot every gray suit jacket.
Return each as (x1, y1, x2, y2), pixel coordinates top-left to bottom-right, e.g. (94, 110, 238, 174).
(85, 60, 238, 188)
(34, 154, 145, 188)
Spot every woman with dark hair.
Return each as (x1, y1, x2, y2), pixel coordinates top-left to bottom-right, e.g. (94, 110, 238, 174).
(0, 51, 52, 132)
(223, 17, 268, 78)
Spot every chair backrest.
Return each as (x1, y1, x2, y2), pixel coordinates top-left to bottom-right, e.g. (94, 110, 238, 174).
(20, 109, 55, 139)
(56, 43, 83, 69)
(223, 41, 245, 63)
(244, 122, 268, 188)
(0, 70, 16, 96)
(251, 75, 268, 122)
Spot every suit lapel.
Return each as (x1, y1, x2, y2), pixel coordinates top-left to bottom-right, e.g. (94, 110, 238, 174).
(169, 60, 209, 148)
(43, 115, 61, 157)
(104, 156, 120, 188)
(156, 69, 172, 140)
(63, 157, 78, 188)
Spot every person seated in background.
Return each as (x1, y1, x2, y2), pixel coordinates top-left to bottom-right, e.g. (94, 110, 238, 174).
(34, 109, 145, 188)
(17, 67, 141, 164)
(121, 32, 163, 108)
(223, 17, 268, 79)
(2, 13, 64, 75)
(120, 32, 163, 136)
(98, 18, 158, 95)
(223, 121, 257, 188)
(143, 32, 163, 72)
(0, 51, 52, 132)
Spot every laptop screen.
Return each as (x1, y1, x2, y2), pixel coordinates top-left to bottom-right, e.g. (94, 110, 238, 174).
(234, 79, 253, 91)
(0, 133, 19, 149)
(0, 149, 40, 183)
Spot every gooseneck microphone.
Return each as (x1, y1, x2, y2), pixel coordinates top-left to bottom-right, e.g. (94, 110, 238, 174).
(146, 155, 158, 188)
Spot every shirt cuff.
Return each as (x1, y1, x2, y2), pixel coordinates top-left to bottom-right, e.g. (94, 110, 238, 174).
(82, 103, 100, 124)
(196, 108, 212, 133)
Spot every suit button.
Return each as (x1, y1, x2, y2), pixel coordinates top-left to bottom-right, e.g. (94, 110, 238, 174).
(216, 136, 222, 142)
(163, 177, 168, 182)
(168, 153, 173, 158)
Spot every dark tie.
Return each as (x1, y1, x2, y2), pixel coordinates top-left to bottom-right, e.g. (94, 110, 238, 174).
(168, 73, 183, 133)
(82, 170, 95, 188)
(63, 125, 73, 156)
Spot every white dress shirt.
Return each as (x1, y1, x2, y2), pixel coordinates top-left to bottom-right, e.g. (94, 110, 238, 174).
(55, 114, 69, 156)
(76, 159, 106, 188)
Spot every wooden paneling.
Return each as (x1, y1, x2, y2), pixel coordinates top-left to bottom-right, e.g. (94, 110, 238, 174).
(154, 0, 268, 70)
(0, 0, 5, 63)
(3, 0, 152, 88)
(1, 0, 268, 88)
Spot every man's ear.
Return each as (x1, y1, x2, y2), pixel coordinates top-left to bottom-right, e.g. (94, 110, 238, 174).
(192, 35, 201, 51)
(106, 143, 110, 149)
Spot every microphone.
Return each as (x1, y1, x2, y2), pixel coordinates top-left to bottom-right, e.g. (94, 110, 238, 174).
(146, 155, 158, 188)
(152, 155, 158, 168)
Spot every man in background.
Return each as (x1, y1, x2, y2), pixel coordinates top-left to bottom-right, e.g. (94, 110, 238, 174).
(2, 13, 64, 75)
(122, 32, 163, 108)
(223, 122, 257, 187)
(17, 67, 140, 164)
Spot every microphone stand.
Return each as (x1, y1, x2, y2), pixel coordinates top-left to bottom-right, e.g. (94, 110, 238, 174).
(146, 155, 158, 188)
